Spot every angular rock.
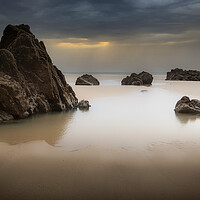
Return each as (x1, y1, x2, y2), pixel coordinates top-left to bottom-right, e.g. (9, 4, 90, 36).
(0, 24, 78, 121)
(78, 100, 91, 110)
(166, 68, 200, 81)
(174, 96, 200, 114)
(75, 74, 100, 85)
(121, 71, 153, 85)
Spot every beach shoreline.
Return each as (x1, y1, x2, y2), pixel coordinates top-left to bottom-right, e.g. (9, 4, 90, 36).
(0, 75, 200, 199)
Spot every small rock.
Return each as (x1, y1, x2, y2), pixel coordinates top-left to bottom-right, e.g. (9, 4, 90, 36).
(174, 96, 200, 114)
(166, 68, 200, 81)
(78, 100, 91, 110)
(121, 71, 153, 85)
(75, 74, 100, 85)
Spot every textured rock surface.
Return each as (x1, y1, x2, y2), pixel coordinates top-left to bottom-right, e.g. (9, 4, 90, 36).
(121, 71, 153, 85)
(75, 74, 100, 85)
(174, 96, 200, 114)
(166, 68, 200, 81)
(78, 100, 91, 110)
(0, 24, 78, 122)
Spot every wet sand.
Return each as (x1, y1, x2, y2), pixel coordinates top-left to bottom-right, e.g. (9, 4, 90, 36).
(1, 142, 200, 200)
(0, 75, 200, 200)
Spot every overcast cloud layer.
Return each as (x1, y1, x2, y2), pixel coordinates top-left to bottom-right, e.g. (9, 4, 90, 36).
(1, 0, 200, 39)
(0, 0, 200, 73)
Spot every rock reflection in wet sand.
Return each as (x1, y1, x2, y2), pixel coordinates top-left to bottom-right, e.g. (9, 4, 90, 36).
(0, 111, 74, 145)
(175, 113, 200, 124)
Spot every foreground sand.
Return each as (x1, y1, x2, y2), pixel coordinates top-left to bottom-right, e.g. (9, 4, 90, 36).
(1, 141, 200, 200)
(0, 76, 200, 200)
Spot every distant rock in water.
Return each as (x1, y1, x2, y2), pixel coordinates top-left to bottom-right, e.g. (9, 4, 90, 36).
(174, 96, 200, 114)
(121, 71, 153, 86)
(75, 74, 100, 85)
(166, 68, 200, 81)
(0, 24, 78, 122)
(78, 100, 91, 110)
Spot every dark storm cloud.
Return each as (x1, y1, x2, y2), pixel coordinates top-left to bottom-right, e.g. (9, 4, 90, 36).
(0, 0, 200, 40)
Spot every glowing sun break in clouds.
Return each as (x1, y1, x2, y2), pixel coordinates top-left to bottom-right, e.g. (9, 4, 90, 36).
(58, 41, 110, 48)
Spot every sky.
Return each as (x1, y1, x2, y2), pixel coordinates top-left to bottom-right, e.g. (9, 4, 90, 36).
(0, 0, 200, 74)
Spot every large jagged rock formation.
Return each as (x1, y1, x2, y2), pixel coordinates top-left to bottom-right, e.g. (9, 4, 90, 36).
(121, 71, 153, 86)
(174, 96, 200, 114)
(0, 24, 78, 122)
(166, 68, 200, 81)
(75, 74, 100, 85)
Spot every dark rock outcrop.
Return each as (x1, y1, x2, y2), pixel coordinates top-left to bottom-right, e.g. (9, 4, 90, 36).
(0, 24, 78, 122)
(166, 68, 200, 81)
(174, 96, 200, 114)
(121, 71, 153, 86)
(75, 74, 100, 85)
(78, 100, 91, 110)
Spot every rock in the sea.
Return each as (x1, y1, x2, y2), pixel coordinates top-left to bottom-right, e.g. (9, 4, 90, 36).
(174, 96, 200, 114)
(0, 24, 78, 122)
(75, 74, 100, 85)
(121, 71, 153, 85)
(78, 100, 91, 110)
(166, 68, 200, 81)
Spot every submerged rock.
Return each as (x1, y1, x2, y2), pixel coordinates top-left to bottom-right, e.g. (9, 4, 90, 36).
(166, 68, 200, 81)
(174, 96, 200, 114)
(0, 24, 78, 122)
(121, 71, 153, 86)
(78, 100, 91, 110)
(75, 74, 100, 85)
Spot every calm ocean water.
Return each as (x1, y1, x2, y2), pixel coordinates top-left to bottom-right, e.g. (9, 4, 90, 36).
(0, 75, 200, 151)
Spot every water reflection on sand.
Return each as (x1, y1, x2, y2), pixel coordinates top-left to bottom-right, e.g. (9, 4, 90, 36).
(0, 112, 74, 145)
(0, 79, 200, 151)
(175, 113, 200, 124)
